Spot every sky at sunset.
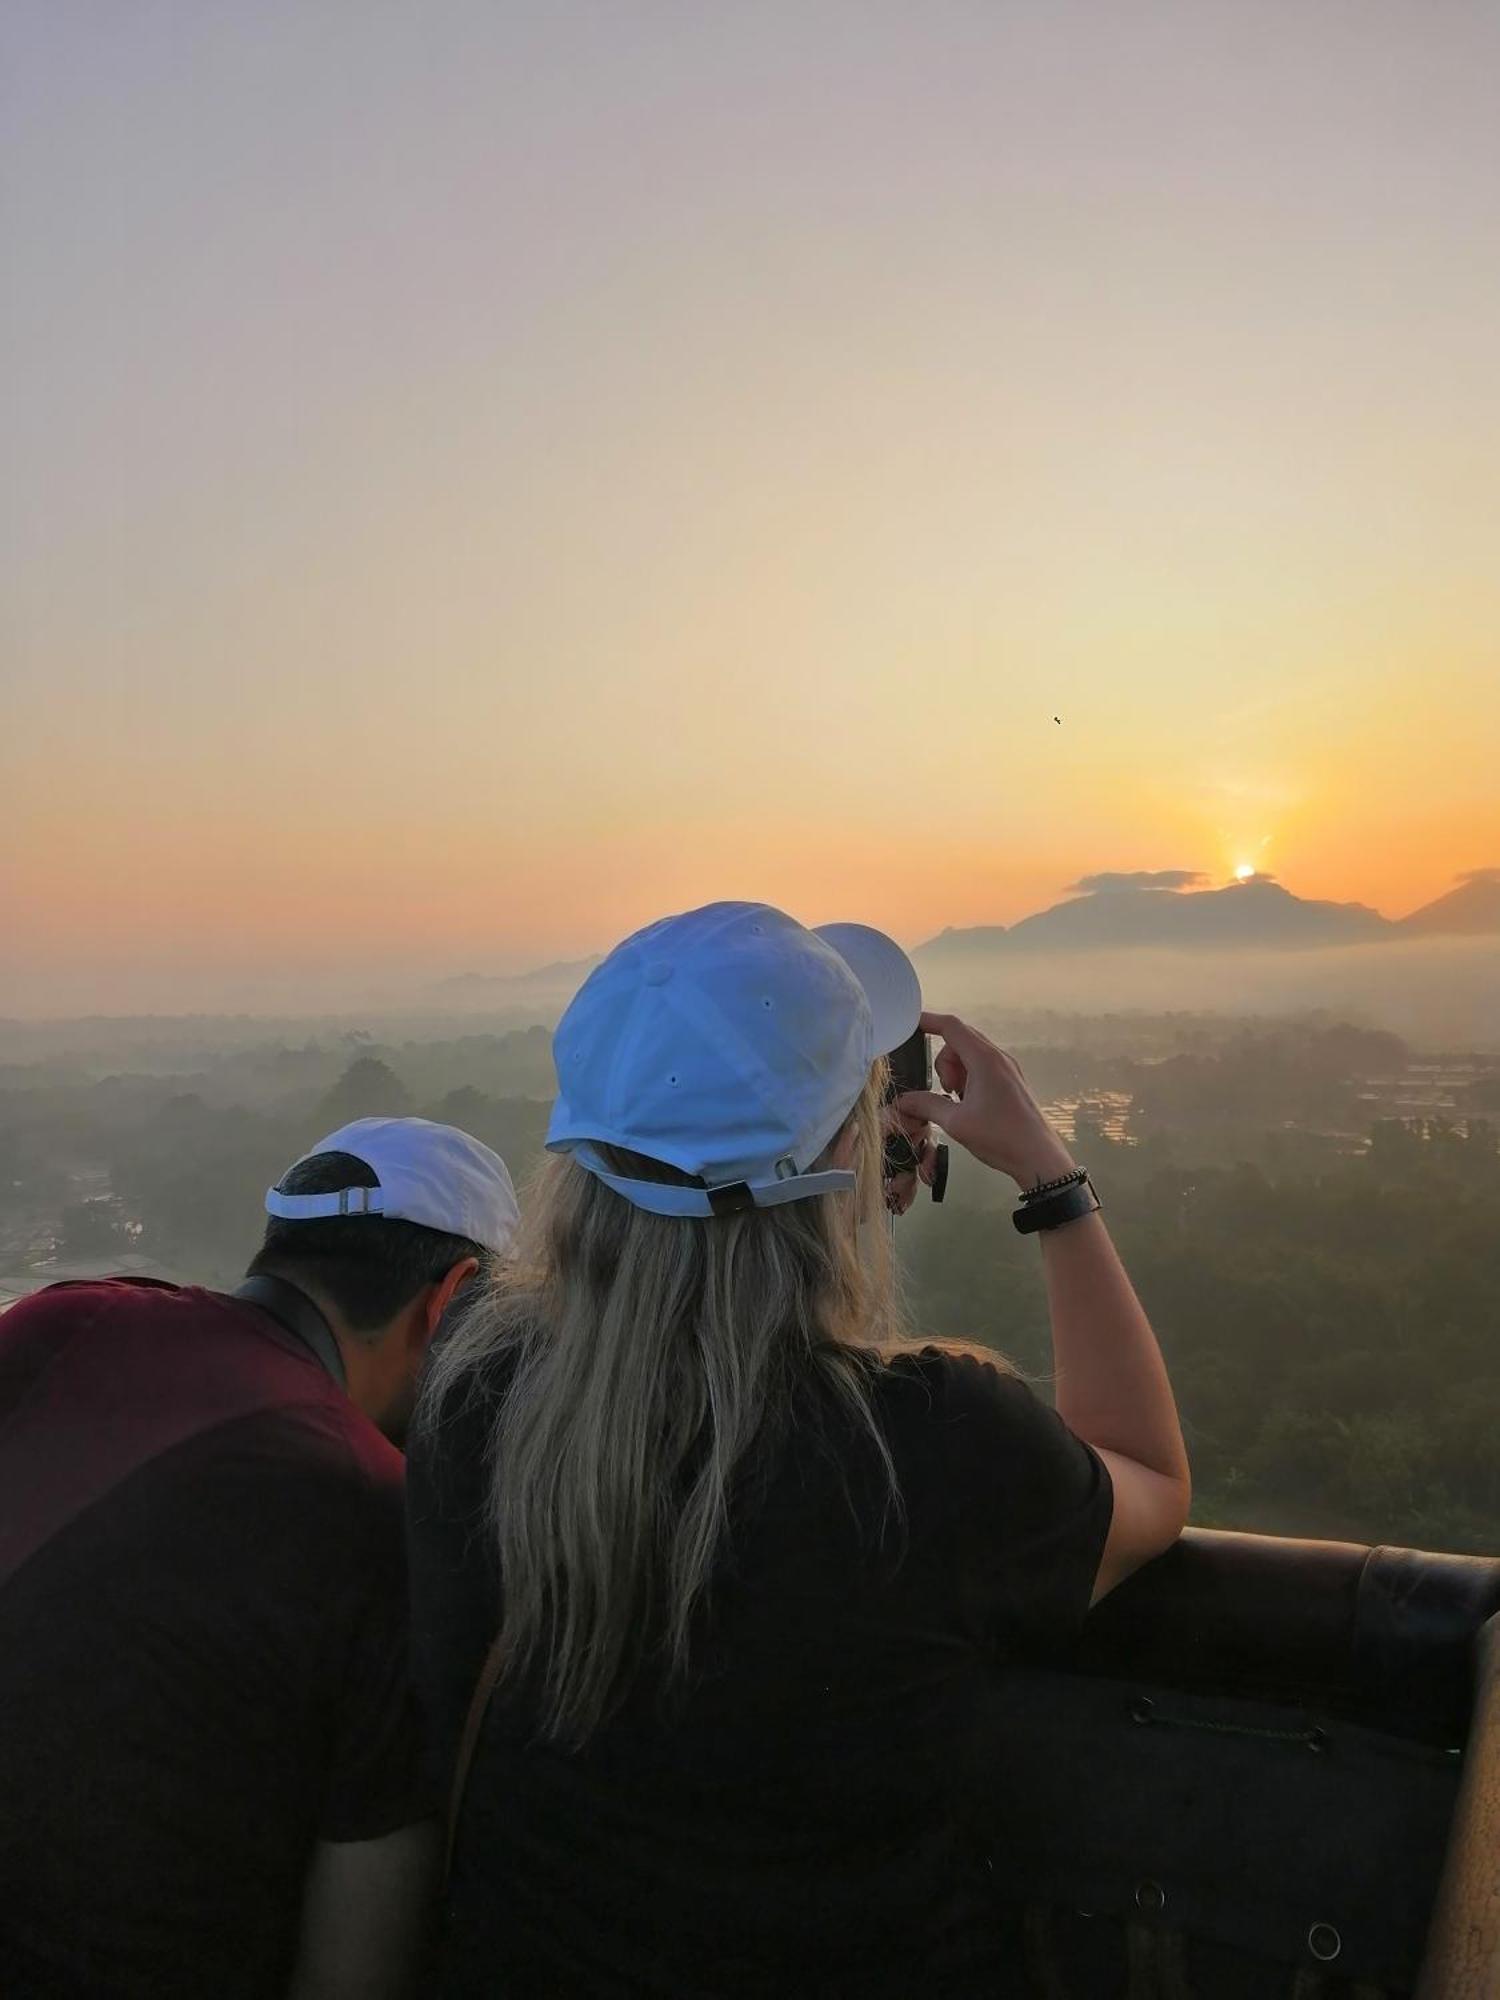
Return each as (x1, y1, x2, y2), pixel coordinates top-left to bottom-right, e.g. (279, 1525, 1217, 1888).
(4, 1, 1498, 1013)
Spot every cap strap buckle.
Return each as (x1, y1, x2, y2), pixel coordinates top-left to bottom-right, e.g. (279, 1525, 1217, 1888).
(264, 1185, 386, 1222)
(706, 1181, 756, 1217)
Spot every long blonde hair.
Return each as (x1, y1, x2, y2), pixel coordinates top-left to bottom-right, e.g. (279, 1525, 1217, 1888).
(423, 1066, 900, 1746)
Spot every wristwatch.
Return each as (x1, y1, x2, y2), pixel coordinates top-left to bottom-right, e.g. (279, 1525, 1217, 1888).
(1012, 1168, 1100, 1235)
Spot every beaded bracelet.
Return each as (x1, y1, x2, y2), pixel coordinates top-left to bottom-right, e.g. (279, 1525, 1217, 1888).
(1020, 1165, 1089, 1203)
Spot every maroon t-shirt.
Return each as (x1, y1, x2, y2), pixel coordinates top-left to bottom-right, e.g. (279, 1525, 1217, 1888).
(0, 1278, 434, 2000)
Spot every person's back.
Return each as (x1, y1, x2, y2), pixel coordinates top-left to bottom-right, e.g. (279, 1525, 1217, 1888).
(409, 903, 1192, 1995)
(0, 1277, 416, 1997)
(413, 1343, 1111, 1996)
(0, 1117, 519, 2000)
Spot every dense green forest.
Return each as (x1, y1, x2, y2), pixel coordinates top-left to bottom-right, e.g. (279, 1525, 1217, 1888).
(2, 1012, 1497, 1555)
(901, 1113, 1500, 1556)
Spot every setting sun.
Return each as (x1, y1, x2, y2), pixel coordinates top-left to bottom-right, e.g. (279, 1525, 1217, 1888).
(1234, 864, 1257, 882)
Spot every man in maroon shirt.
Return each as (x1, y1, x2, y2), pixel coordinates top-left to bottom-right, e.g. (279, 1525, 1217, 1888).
(0, 1117, 519, 2000)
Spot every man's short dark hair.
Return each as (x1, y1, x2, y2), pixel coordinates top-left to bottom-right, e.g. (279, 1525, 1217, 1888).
(248, 1151, 488, 1335)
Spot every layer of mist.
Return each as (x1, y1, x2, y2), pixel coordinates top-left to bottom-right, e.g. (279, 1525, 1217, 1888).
(913, 936, 1500, 1051)
(8, 935, 1493, 1056)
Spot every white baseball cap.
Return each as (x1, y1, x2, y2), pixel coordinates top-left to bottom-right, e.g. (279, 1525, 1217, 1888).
(546, 901, 921, 1218)
(265, 1116, 520, 1256)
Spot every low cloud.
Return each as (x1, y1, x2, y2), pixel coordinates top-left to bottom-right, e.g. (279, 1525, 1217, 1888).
(1457, 866, 1500, 885)
(1069, 869, 1208, 895)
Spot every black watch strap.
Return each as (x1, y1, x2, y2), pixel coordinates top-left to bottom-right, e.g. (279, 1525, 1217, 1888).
(1013, 1173, 1101, 1235)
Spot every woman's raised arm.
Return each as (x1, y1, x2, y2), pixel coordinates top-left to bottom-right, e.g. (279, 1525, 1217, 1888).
(900, 1010, 1191, 1601)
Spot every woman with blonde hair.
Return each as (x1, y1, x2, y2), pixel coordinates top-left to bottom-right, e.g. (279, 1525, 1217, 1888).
(407, 900, 1189, 1996)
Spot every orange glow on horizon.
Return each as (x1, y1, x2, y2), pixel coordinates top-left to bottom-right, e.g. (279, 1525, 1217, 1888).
(4, 6, 1498, 1014)
(5, 775, 1495, 1000)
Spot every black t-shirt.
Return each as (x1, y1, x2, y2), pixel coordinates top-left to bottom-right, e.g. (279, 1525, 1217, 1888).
(408, 1346, 1112, 1997)
(0, 1279, 435, 2000)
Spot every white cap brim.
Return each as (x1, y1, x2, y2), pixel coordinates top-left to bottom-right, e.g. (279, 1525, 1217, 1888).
(265, 1116, 520, 1256)
(814, 922, 923, 1058)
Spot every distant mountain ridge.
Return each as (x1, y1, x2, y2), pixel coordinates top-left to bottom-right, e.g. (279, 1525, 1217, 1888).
(1399, 873, 1500, 937)
(919, 924, 1009, 953)
(432, 874, 1500, 1001)
(918, 872, 1500, 958)
(436, 954, 603, 997)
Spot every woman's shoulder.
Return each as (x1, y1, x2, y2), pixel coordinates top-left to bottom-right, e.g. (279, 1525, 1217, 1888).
(875, 1341, 1031, 1420)
(870, 1342, 1089, 1489)
(875, 1341, 1109, 1553)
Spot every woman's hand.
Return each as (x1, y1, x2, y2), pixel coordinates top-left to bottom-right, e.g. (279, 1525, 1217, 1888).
(896, 1010, 1077, 1192)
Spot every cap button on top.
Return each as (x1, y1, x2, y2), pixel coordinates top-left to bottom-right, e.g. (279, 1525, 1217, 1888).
(644, 959, 675, 987)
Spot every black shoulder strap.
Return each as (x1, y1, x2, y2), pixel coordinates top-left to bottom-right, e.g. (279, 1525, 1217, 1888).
(231, 1276, 347, 1390)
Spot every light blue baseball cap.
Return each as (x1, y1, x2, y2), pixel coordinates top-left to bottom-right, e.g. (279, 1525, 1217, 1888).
(546, 901, 922, 1217)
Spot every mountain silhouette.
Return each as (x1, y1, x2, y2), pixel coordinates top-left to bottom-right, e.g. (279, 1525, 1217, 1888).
(917, 925, 1009, 954)
(433, 873, 1498, 999)
(917, 878, 1391, 955)
(436, 955, 603, 997)
(1399, 873, 1500, 936)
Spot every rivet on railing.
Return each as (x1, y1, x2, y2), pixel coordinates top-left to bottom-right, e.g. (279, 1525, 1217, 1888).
(1307, 1922, 1341, 1962)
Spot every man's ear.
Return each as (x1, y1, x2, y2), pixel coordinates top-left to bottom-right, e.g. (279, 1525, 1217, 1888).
(415, 1256, 481, 1352)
